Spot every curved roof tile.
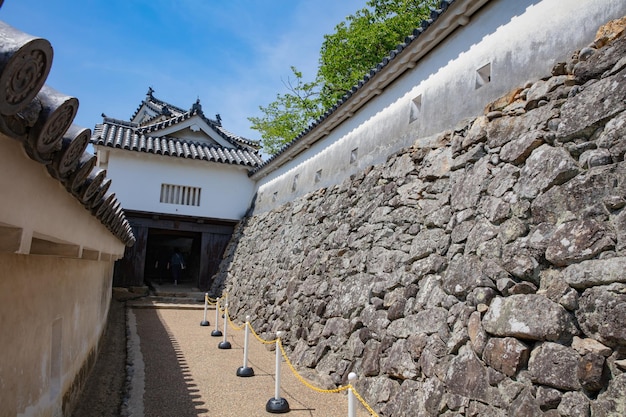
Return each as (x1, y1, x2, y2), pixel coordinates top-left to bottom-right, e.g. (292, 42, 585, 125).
(91, 120, 263, 168)
(133, 91, 261, 152)
(0, 25, 135, 246)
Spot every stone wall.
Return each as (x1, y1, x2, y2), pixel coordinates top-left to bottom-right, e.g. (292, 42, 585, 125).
(214, 19, 626, 416)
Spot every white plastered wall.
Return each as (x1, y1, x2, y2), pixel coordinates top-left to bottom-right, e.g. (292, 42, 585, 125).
(0, 133, 126, 416)
(0, 137, 126, 258)
(253, 0, 626, 214)
(0, 254, 114, 417)
(99, 147, 256, 221)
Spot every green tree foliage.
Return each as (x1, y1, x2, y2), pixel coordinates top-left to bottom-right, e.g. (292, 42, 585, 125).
(249, 0, 438, 154)
(318, 0, 437, 108)
(248, 67, 323, 155)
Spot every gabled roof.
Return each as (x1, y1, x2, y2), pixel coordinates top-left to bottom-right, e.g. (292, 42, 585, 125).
(92, 118, 264, 168)
(131, 88, 260, 150)
(92, 89, 263, 168)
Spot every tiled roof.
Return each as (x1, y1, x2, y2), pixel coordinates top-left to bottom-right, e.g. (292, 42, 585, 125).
(251, 0, 457, 175)
(131, 88, 261, 151)
(92, 119, 264, 168)
(130, 87, 188, 122)
(0, 18, 135, 247)
(137, 105, 261, 151)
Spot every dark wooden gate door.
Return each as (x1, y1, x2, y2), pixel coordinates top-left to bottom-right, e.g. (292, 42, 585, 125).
(199, 231, 232, 290)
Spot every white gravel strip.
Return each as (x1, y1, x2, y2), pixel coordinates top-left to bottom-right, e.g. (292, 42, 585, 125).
(123, 309, 145, 417)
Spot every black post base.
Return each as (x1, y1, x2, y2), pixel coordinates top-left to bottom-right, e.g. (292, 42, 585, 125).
(266, 397, 290, 413)
(236, 366, 255, 377)
(211, 329, 223, 337)
(200, 320, 210, 326)
(218, 340, 232, 349)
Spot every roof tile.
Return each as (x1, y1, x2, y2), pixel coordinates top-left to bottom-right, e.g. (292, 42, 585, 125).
(92, 120, 263, 168)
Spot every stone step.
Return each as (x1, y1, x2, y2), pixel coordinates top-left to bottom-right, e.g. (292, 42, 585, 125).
(128, 296, 209, 310)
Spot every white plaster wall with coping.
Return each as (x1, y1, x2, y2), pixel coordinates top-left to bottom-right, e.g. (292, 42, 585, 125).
(0, 253, 114, 417)
(253, 0, 626, 214)
(0, 137, 126, 258)
(100, 148, 256, 221)
(0, 133, 125, 416)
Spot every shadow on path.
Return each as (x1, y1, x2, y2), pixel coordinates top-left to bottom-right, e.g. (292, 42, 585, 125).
(135, 309, 209, 416)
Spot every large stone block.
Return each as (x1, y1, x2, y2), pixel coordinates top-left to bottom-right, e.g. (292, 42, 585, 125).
(387, 307, 447, 338)
(482, 337, 529, 377)
(562, 257, 626, 289)
(450, 158, 490, 211)
(531, 163, 626, 224)
(444, 346, 490, 402)
(529, 342, 581, 391)
(559, 65, 626, 141)
(544, 219, 615, 267)
(508, 388, 544, 417)
(482, 295, 578, 342)
(380, 339, 418, 380)
(443, 255, 495, 298)
(557, 391, 590, 417)
(577, 352, 607, 392)
(500, 130, 545, 165)
(515, 144, 581, 199)
(576, 283, 626, 348)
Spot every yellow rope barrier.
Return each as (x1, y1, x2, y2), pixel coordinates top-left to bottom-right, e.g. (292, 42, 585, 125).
(277, 339, 350, 394)
(207, 294, 380, 416)
(204, 294, 219, 306)
(351, 386, 380, 417)
(276, 339, 379, 416)
(247, 322, 278, 345)
(226, 311, 245, 331)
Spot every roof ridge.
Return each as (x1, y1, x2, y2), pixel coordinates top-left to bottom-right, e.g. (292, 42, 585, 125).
(102, 116, 139, 128)
(130, 87, 188, 121)
(126, 89, 260, 151)
(145, 87, 187, 114)
(91, 122, 263, 167)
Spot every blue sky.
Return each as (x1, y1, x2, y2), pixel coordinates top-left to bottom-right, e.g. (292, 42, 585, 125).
(1, 0, 365, 142)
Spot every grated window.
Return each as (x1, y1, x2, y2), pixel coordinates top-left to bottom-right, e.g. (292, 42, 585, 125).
(160, 184, 201, 206)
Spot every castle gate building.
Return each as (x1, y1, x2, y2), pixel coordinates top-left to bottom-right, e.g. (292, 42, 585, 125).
(91, 89, 262, 289)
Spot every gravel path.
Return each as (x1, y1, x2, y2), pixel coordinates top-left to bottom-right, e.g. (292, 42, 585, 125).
(71, 292, 371, 417)
(70, 296, 127, 417)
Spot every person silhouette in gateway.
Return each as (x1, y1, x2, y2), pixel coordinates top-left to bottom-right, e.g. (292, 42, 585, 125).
(167, 248, 185, 286)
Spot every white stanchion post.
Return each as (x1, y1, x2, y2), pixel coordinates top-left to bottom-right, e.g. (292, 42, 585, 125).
(237, 315, 254, 377)
(274, 333, 281, 400)
(200, 293, 209, 326)
(266, 331, 290, 413)
(211, 297, 222, 337)
(348, 372, 357, 417)
(218, 301, 231, 349)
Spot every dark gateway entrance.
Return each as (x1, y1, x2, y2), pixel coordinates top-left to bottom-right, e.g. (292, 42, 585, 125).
(113, 211, 235, 290)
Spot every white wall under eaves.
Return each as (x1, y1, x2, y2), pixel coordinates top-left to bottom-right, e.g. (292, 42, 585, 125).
(100, 148, 256, 221)
(252, 0, 626, 214)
